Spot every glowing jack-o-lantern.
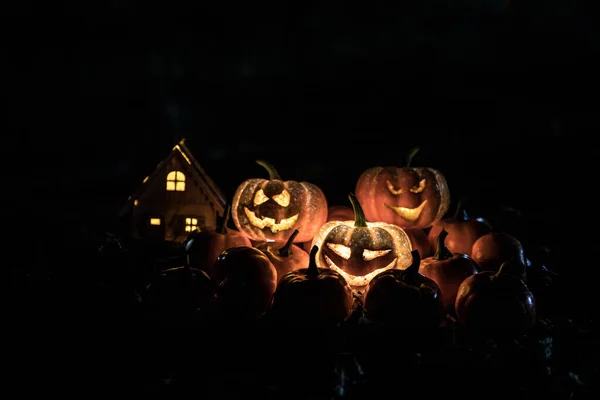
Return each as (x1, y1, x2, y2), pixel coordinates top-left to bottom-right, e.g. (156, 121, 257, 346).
(355, 147, 450, 230)
(311, 193, 413, 290)
(232, 160, 328, 243)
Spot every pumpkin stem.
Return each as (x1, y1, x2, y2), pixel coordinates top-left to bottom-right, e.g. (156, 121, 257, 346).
(256, 159, 282, 180)
(216, 204, 231, 234)
(433, 228, 453, 261)
(348, 192, 368, 228)
(494, 257, 520, 279)
(405, 249, 421, 279)
(278, 229, 300, 258)
(452, 196, 469, 221)
(405, 146, 420, 168)
(307, 245, 320, 277)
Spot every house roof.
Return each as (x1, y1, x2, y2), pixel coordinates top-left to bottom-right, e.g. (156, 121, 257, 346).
(118, 138, 227, 218)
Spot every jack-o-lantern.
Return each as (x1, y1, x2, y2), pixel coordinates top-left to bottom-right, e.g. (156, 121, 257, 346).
(232, 160, 328, 243)
(311, 193, 413, 290)
(355, 147, 450, 229)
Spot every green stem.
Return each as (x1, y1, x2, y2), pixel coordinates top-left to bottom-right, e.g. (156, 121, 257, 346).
(405, 249, 421, 279)
(307, 245, 320, 277)
(256, 159, 282, 180)
(216, 204, 231, 234)
(433, 228, 453, 260)
(348, 193, 368, 228)
(278, 229, 300, 257)
(405, 147, 420, 167)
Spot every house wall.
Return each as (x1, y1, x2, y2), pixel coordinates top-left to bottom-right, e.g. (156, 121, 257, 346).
(130, 152, 222, 242)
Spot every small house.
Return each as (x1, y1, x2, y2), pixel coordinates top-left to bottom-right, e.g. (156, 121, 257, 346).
(119, 138, 227, 243)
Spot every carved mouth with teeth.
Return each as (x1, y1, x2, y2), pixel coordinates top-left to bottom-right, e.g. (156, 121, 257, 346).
(244, 207, 298, 233)
(385, 200, 427, 222)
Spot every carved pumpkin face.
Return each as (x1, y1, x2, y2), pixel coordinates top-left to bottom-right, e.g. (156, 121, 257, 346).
(311, 193, 413, 290)
(232, 160, 328, 243)
(355, 166, 450, 229)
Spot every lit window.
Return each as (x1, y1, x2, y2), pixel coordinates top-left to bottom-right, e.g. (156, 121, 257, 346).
(150, 218, 161, 226)
(166, 170, 186, 191)
(185, 217, 198, 232)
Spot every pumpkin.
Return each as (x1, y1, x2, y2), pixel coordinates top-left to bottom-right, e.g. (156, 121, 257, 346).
(311, 193, 413, 290)
(454, 260, 537, 338)
(355, 147, 450, 229)
(184, 204, 252, 278)
(213, 246, 278, 321)
(362, 249, 445, 328)
(427, 197, 492, 256)
(268, 245, 354, 327)
(231, 159, 328, 244)
(326, 204, 355, 222)
(302, 204, 366, 253)
(255, 229, 310, 281)
(418, 229, 480, 315)
(471, 232, 527, 282)
(404, 228, 432, 258)
(142, 265, 216, 328)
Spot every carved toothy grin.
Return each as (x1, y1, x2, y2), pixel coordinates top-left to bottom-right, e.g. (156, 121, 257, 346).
(324, 254, 397, 288)
(385, 200, 427, 221)
(244, 207, 298, 233)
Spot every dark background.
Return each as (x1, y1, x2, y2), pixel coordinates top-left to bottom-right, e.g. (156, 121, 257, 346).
(5, 3, 598, 396)
(9, 2, 595, 287)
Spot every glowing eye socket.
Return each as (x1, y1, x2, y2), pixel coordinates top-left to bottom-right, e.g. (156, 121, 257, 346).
(253, 189, 269, 206)
(410, 179, 426, 194)
(272, 190, 290, 207)
(363, 249, 392, 261)
(386, 180, 403, 195)
(326, 243, 351, 260)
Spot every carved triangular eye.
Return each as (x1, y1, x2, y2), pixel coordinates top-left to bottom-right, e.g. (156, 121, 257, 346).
(254, 189, 269, 206)
(363, 249, 392, 261)
(326, 243, 351, 259)
(386, 180, 403, 195)
(272, 190, 290, 207)
(410, 179, 426, 194)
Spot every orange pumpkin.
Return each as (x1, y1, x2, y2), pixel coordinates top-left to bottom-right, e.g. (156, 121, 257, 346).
(268, 245, 354, 328)
(363, 249, 445, 329)
(355, 147, 450, 229)
(427, 197, 492, 257)
(232, 160, 328, 244)
(326, 204, 355, 222)
(404, 228, 433, 259)
(254, 229, 310, 281)
(311, 193, 413, 291)
(455, 260, 536, 339)
(419, 229, 479, 315)
(212, 246, 278, 321)
(471, 232, 527, 283)
(184, 204, 252, 278)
